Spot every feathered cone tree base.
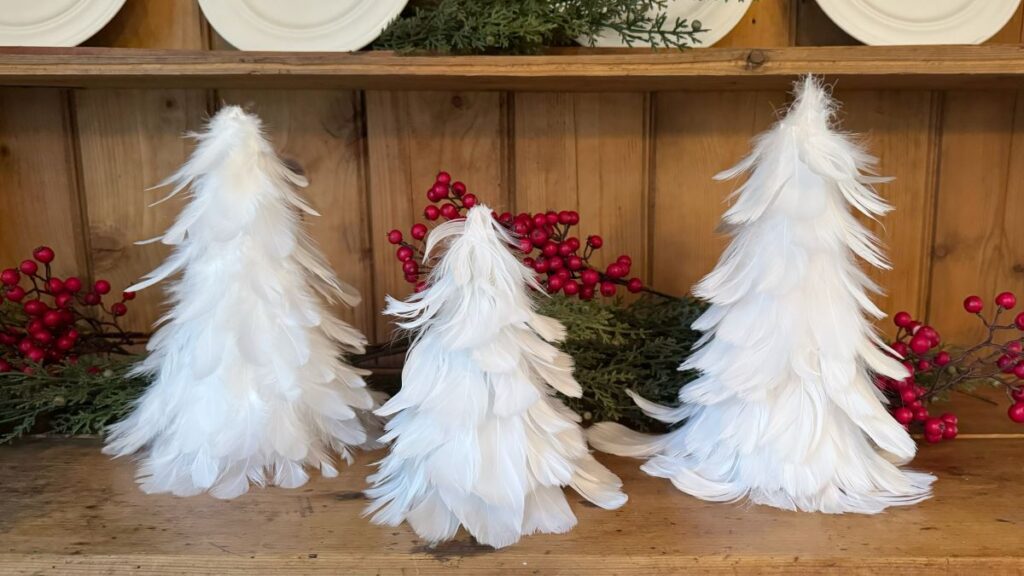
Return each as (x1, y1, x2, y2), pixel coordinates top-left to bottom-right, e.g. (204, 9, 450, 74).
(589, 77, 934, 514)
(104, 106, 378, 499)
(365, 205, 626, 548)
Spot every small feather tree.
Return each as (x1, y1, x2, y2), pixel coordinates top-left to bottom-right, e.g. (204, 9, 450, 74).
(365, 204, 626, 549)
(104, 106, 377, 499)
(589, 77, 935, 514)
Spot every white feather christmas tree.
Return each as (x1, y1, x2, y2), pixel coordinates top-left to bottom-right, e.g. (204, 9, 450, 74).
(365, 205, 627, 548)
(589, 77, 935, 514)
(103, 106, 377, 499)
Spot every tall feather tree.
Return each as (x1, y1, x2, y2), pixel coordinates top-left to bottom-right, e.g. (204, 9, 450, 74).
(588, 76, 935, 514)
(103, 106, 378, 499)
(365, 205, 627, 548)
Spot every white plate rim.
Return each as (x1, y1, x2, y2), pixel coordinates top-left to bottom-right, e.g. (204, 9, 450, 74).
(815, 0, 1022, 45)
(583, 0, 753, 48)
(0, 0, 127, 47)
(199, 0, 409, 52)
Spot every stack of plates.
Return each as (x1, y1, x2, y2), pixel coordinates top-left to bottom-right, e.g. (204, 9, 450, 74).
(816, 0, 1022, 45)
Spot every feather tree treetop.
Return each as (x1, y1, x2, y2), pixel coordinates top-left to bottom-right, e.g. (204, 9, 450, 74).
(103, 106, 378, 499)
(365, 205, 626, 549)
(589, 76, 935, 514)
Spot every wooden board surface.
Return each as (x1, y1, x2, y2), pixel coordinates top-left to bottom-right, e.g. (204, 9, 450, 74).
(0, 436, 1022, 575)
(6, 46, 1024, 90)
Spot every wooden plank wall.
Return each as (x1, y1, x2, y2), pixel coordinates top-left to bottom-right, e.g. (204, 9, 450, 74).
(1, 0, 1023, 345)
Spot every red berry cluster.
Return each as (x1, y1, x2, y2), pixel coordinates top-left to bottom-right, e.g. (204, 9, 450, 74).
(387, 171, 645, 299)
(881, 290, 1024, 442)
(0, 246, 136, 374)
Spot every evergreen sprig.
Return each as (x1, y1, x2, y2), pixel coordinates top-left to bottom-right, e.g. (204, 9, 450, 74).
(373, 0, 713, 54)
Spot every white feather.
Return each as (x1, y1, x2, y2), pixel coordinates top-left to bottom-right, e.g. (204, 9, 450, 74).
(366, 205, 626, 548)
(589, 76, 934, 514)
(103, 106, 378, 499)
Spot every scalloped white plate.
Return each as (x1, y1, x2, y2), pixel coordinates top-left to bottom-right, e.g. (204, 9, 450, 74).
(0, 0, 125, 47)
(816, 0, 1022, 45)
(199, 0, 408, 52)
(585, 0, 752, 48)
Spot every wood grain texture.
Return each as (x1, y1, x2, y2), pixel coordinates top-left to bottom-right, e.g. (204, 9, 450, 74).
(365, 91, 509, 337)
(84, 0, 207, 49)
(8, 46, 1024, 91)
(650, 91, 785, 296)
(0, 88, 85, 277)
(513, 93, 649, 286)
(0, 437, 1022, 575)
(216, 91, 376, 339)
(839, 90, 941, 336)
(716, 0, 794, 48)
(73, 89, 207, 332)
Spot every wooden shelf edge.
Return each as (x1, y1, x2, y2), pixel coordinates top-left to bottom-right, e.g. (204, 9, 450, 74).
(0, 45, 1023, 90)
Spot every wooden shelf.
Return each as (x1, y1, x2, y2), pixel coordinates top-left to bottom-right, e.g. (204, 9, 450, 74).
(2, 430, 1023, 574)
(1, 45, 1024, 91)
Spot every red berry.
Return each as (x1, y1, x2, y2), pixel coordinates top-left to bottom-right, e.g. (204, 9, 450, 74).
(558, 211, 573, 225)
(963, 295, 983, 314)
(900, 388, 918, 404)
(424, 205, 441, 221)
(545, 211, 558, 225)
(547, 257, 563, 271)
(913, 407, 930, 422)
(452, 181, 466, 196)
(924, 432, 943, 444)
(522, 257, 535, 269)
(94, 280, 111, 295)
(25, 347, 44, 363)
(518, 238, 533, 253)
(558, 243, 573, 257)
(111, 302, 128, 316)
(917, 326, 940, 345)
(31, 330, 52, 345)
(580, 285, 595, 300)
(547, 275, 564, 293)
(996, 291, 1017, 309)
(122, 290, 136, 301)
(916, 359, 931, 372)
(65, 329, 78, 341)
(566, 237, 581, 252)
(940, 412, 958, 426)
(998, 355, 1014, 372)
(396, 246, 414, 262)
(529, 228, 549, 247)
(1014, 362, 1024, 379)
(1008, 402, 1024, 423)
(32, 246, 55, 264)
(462, 194, 478, 209)
(627, 278, 643, 293)
(923, 418, 945, 436)
(567, 256, 583, 271)
(414, 281, 427, 293)
(1013, 387, 1024, 402)
(1016, 312, 1024, 330)
(532, 213, 547, 229)
(890, 342, 909, 357)
(599, 281, 616, 297)
(5, 286, 25, 302)
(934, 351, 951, 366)
(387, 229, 403, 244)
(512, 221, 529, 236)
(533, 258, 550, 274)
(942, 424, 958, 440)
(892, 407, 914, 425)
(563, 280, 580, 296)
(42, 310, 63, 327)
(55, 337, 74, 351)
(83, 292, 100, 306)
(498, 212, 513, 226)
(567, 211, 579, 225)
(581, 269, 600, 286)
(0, 268, 18, 285)
(617, 255, 633, 268)
(908, 321, 922, 334)
(436, 171, 451, 185)
(893, 311, 913, 328)
(17, 339, 32, 353)
(46, 277, 64, 294)
(23, 300, 47, 316)
(606, 264, 625, 278)
(587, 235, 604, 249)
(19, 259, 38, 275)
(542, 242, 559, 258)
(0, 359, 10, 373)
(909, 335, 931, 355)
(64, 277, 82, 293)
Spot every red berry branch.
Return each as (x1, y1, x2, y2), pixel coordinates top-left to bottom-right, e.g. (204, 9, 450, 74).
(0, 246, 142, 375)
(388, 171, 665, 300)
(879, 290, 1024, 443)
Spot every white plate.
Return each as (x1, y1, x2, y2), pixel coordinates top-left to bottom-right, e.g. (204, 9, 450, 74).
(0, 0, 125, 46)
(200, 0, 408, 52)
(816, 0, 1022, 45)
(586, 0, 752, 48)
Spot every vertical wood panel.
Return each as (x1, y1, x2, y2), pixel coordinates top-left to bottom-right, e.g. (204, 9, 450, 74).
(75, 0, 208, 331)
(717, 0, 794, 47)
(840, 91, 941, 335)
(365, 91, 508, 338)
(216, 90, 376, 338)
(650, 91, 784, 296)
(0, 89, 85, 277)
(513, 93, 649, 284)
